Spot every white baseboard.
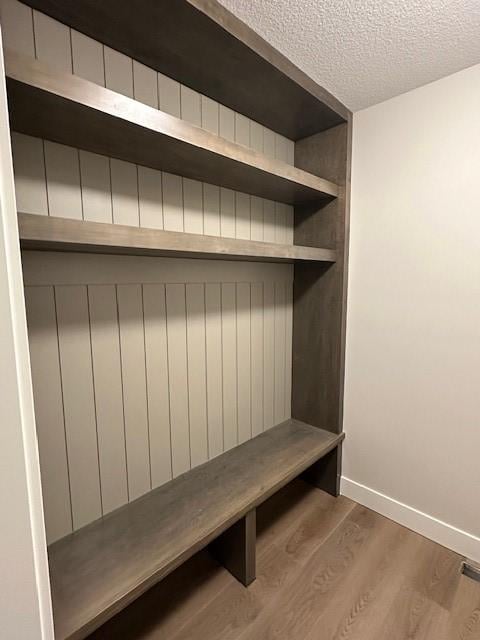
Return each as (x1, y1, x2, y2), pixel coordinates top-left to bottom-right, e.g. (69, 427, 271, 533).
(341, 477, 480, 563)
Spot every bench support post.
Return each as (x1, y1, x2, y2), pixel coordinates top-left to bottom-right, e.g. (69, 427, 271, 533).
(209, 508, 256, 586)
(301, 443, 342, 497)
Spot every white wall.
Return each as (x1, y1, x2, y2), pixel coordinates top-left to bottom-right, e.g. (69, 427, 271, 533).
(343, 63, 480, 562)
(0, 29, 53, 640)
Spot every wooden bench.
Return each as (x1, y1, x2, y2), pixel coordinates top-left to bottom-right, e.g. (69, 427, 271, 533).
(48, 419, 344, 640)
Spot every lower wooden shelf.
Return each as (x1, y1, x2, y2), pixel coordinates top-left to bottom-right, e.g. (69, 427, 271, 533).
(48, 419, 344, 640)
(18, 213, 336, 263)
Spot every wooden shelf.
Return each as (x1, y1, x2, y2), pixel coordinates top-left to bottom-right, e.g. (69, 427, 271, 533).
(20, 0, 349, 140)
(6, 52, 339, 206)
(47, 419, 344, 640)
(18, 213, 336, 263)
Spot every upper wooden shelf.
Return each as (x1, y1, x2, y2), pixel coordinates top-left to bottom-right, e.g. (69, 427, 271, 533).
(48, 419, 344, 640)
(18, 213, 336, 264)
(6, 52, 339, 206)
(21, 0, 349, 140)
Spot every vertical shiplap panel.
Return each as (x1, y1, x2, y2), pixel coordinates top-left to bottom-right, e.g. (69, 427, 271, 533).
(263, 129, 275, 159)
(263, 199, 276, 243)
(274, 281, 287, 424)
(263, 281, 275, 430)
(138, 166, 163, 229)
(220, 187, 235, 238)
(44, 141, 82, 219)
(183, 178, 203, 235)
(235, 192, 250, 240)
(274, 134, 289, 163)
(110, 159, 139, 226)
(285, 204, 294, 245)
(235, 113, 250, 147)
(79, 151, 112, 223)
(165, 284, 190, 477)
(186, 284, 208, 466)
(181, 86, 201, 126)
(162, 172, 184, 232)
(133, 60, 158, 108)
(251, 282, 264, 437)
(285, 281, 293, 419)
(0, 0, 35, 56)
(275, 202, 288, 244)
(55, 285, 102, 529)
(11, 133, 48, 215)
(250, 196, 263, 242)
(33, 10, 72, 73)
(250, 122, 264, 153)
(236, 283, 251, 444)
(201, 96, 219, 135)
(221, 283, 237, 450)
(158, 73, 181, 117)
(143, 284, 172, 488)
(203, 183, 220, 237)
(24, 286, 72, 544)
(88, 285, 128, 514)
(71, 31, 104, 86)
(117, 284, 151, 500)
(205, 283, 223, 458)
(219, 105, 235, 142)
(286, 139, 295, 166)
(104, 46, 133, 98)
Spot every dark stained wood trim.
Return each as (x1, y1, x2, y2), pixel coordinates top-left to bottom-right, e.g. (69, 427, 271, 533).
(20, 0, 350, 139)
(209, 509, 256, 586)
(18, 213, 337, 264)
(292, 118, 352, 434)
(301, 443, 343, 497)
(47, 420, 344, 640)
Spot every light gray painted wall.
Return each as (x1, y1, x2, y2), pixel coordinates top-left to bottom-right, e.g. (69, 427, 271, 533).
(0, 25, 53, 640)
(343, 63, 480, 562)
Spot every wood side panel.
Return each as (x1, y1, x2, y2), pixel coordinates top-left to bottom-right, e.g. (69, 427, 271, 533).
(88, 285, 129, 514)
(204, 283, 223, 458)
(185, 283, 209, 467)
(11, 132, 48, 215)
(292, 121, 351, 437)
(116, 284, 151, 500)
(209, 508, 256, 586)
(55, 285, 102, 529)
(143, 283, 173, 488)
(165, 283, 191, 477)
(236, 282, 251, 444)
(19, 0, 349, 139)
(24, 285, 72, 543)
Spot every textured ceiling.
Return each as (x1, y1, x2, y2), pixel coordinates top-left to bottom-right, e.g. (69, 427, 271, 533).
(217, 0, 480, 111)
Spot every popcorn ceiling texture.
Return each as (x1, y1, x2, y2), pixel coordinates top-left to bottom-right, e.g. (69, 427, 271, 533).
(218, 0, 480, 111)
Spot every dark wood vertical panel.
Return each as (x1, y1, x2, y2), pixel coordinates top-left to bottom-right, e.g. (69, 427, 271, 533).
(301, 443, 343, 497)
(292, 120, 352, 439)
(209, 509, 256, 586)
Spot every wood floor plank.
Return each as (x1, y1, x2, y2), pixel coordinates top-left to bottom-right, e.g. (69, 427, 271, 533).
(304, 516, 423, 640)
(236, 505, 383, 640)
(87, 482, 480, 640)
(446, 575, 480, 639)
(169, 484, 355, 640)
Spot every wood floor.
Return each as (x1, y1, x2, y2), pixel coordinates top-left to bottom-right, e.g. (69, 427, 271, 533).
(89, 479, 480, 640)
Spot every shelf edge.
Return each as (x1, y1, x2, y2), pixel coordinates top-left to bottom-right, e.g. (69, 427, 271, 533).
(18, 213, 337, 264)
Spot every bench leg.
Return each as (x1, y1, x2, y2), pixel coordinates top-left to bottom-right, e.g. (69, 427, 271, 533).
(209, 509, 256, 586)
(301, 443, 342, 497)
